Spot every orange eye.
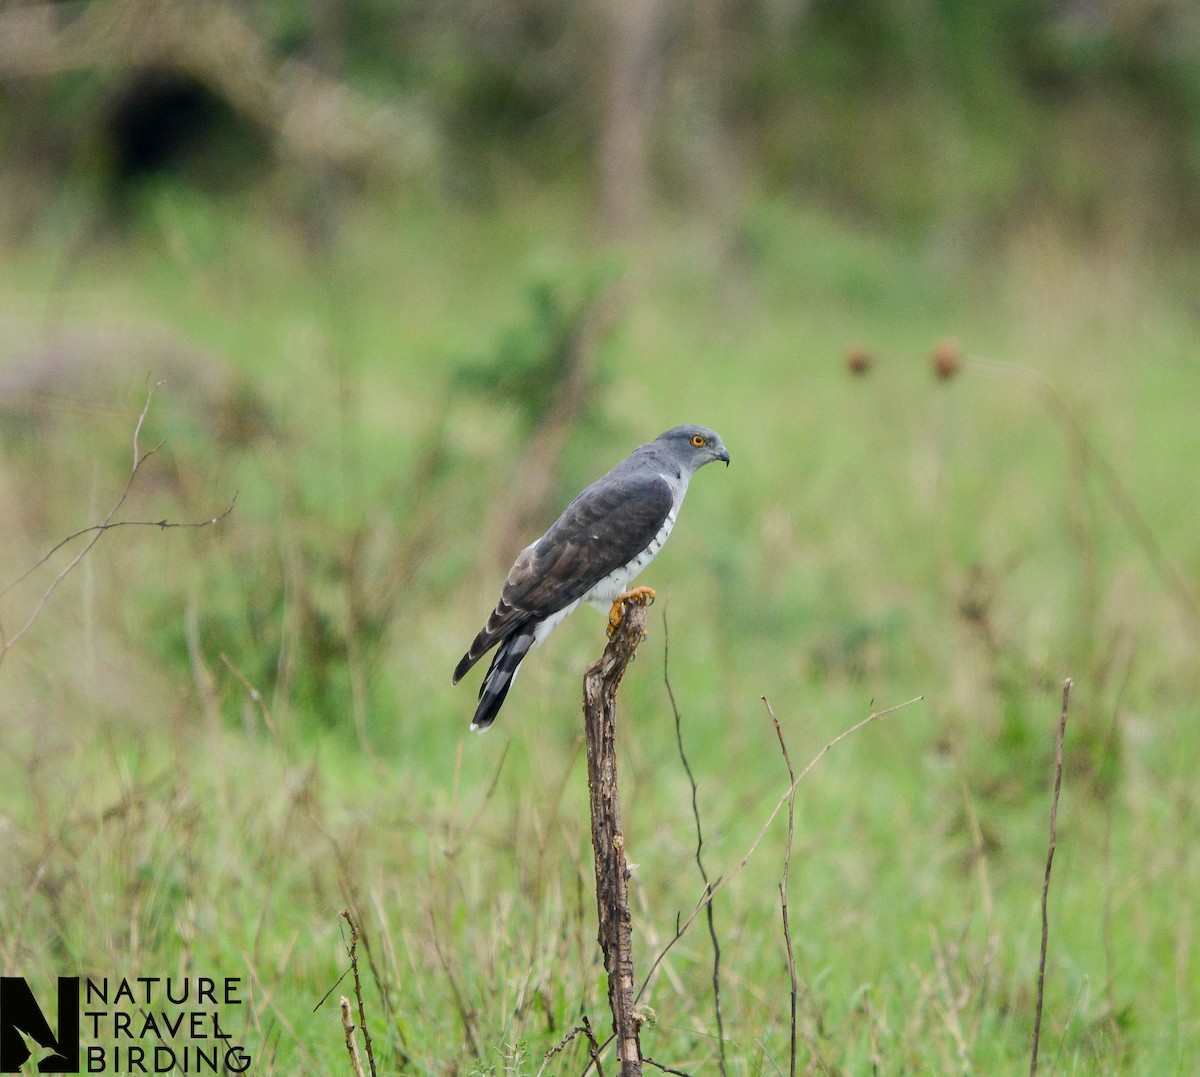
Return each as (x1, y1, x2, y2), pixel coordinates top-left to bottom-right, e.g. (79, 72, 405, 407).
(691, 434, 706, 447)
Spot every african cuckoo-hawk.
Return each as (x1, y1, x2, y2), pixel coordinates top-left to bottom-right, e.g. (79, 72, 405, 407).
(454, 425, 730, 731)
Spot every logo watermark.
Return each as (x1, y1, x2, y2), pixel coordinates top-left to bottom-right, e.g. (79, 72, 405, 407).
(1, 976, 252, 1074)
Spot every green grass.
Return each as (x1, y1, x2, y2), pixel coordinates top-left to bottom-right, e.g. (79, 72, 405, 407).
(1, 180, 1198, 1074)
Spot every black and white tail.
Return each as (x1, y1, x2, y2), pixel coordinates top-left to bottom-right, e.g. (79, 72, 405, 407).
(468, 628, 536, 732)
(453, 598, 521, 685)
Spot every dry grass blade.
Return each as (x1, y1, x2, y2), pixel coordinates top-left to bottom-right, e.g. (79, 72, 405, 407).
(962, 357, 1200, 626)
(637, 694, 924, 1003)
(428, 907, 482, 1060)
(221, 652, 277, 737)
(663, 611, 726, 1075)
(1030, 678, 1072, 1077)
(763, 696, 799, 1077)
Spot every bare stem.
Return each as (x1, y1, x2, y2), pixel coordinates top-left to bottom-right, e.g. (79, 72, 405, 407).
(1030, 678, 1072, 1077)
(221, 652, 277, 737)
(0, 380, 236, 667)
(536, 1017, 604, 1077)
(341, 910, 378, 1077)
(637, 695, 923, 1003)
(582, 597, 650, 1076)
(340, 996, 367, 1077)
(763, 696, 799, 1077)
(663, 611, 726, 1075)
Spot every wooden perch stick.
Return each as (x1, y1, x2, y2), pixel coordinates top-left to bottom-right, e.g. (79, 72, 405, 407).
(582, 597, 649, 1077)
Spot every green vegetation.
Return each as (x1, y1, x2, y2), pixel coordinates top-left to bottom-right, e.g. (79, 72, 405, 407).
(2, 2, 1200, 1071)
(2, 180, 1198, 1074)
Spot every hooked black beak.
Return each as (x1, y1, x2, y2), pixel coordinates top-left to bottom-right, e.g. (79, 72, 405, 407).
(718, 448, 731, 466)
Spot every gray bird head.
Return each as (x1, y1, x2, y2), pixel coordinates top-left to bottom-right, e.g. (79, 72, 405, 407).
(653, 425, 731, 472)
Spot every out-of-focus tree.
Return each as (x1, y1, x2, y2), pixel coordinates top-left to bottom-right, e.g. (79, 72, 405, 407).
(0, 0, 1198, 239)
(597, 0, 659, 240)
(0, 0, 431, 184)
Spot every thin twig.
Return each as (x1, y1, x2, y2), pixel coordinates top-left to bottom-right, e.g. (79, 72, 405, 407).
(663, 611, 726, 1076)
(580, 1016, 605, 1077)
(341, 910, 379, 1077)
(536, 1017, 605, 1077)
(313, 967, 353, 1014)
(637, 695, 924, 1003)
(1099, 651, 1135, 1048)
(444, 738, 512, 858)
(1030, 678, 1072, 1077)
(221, 652, 277, 736)
(1, 382, 162, 604)
(955, 766, 1000, 1046)
(308, 829, 393, 1065)
(340, 996, 367, 1077)
(1101, 798, 1119, 1048)
(0, 380, 236, 665)
(763, 696, 799, 1077)
(131, 376, 155, 466)
(929, 925, 971, 1069)
(428, 909, 482, 1059)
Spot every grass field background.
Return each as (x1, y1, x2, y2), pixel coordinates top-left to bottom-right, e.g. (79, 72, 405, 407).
(2, 174, 1199, 1075)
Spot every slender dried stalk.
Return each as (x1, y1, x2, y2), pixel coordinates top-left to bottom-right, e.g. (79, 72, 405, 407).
(0, 380, 236, 667)
(536, 1017, 604, 1077)
(965, 358, 1199, 626)
(1030, 678, 1072, 1077)
(340, 997, 366, 1077)
(637, 695, 923, 1003)
(763, 697, 799, 1077)
(341, 910, 378, 1077)
(664, 613, 726, 1075)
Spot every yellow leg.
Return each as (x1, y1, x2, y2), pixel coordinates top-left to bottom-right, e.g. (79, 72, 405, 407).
(607, 586, 657, 636)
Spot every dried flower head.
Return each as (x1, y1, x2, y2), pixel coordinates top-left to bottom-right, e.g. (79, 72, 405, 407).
(845, 348, 873, 377)
(932, 339, 963, 381)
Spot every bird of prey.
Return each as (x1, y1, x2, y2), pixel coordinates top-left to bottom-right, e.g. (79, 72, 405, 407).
(454, 424, 730, 731)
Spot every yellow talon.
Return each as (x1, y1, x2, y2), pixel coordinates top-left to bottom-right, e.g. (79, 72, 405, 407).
(607, 587, 657, 636)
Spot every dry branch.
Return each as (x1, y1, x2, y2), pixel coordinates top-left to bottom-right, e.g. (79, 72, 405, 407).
(536, 1017, 604, 1077)
(339, 997, 366, 1077)
(339, 910, 378, 1077)
(582, 597, 650, 1077)
(0, 380, 235, 669)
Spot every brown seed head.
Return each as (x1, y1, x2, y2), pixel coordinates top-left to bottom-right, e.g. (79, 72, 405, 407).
(845, 348, 873, 377)
(932, 339, 963, 381)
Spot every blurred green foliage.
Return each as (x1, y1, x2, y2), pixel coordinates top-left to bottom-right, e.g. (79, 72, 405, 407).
(454, 272, 614, 431)
(3, 0, 1200, 238)
(2, 2, 1200, 1073)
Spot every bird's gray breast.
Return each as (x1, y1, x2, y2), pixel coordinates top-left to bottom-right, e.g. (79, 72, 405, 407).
(582, 503, 679, 609)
